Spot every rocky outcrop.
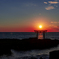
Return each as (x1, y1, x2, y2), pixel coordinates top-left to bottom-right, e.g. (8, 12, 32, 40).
(49, 50, 59, 59)
(0, 38, 59, 56)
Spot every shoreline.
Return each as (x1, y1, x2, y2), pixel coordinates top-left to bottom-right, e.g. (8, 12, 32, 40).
(0, 38, 59, 56)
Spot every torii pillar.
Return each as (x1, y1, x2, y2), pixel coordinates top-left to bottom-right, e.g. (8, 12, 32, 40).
(34, 30, 47, 39)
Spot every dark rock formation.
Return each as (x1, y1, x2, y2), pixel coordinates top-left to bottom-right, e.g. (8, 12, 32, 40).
(0, 38, 59, 56)
(31, 57, 37, 59)
(49, 50, 59, 59)
(0, 48, 12, 56)
(40, 57, 43, 59)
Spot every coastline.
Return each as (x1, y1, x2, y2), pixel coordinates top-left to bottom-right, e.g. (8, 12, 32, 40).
(0, 38, 59, 56)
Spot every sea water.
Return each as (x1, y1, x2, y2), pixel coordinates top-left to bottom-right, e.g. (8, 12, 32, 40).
(0, 32, 59, 39)
(0, 32, 59, 59)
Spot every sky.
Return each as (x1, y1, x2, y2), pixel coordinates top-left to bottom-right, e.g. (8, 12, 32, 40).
(0, 0, 59, 32)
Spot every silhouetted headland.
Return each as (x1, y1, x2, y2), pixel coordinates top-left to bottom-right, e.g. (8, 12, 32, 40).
(0, 37, 59, 56)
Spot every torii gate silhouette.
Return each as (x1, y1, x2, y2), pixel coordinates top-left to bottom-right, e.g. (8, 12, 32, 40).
(34, 30, 47, 39)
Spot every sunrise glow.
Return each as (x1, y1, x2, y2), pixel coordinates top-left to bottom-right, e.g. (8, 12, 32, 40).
(0, 0, 59, 32)
(39, 25, 42, 29)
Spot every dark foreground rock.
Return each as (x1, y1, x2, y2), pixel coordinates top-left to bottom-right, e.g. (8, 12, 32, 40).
(49, 50, 59, 59)
(0, 38, 59, 56)
(0, 49, 12, 56)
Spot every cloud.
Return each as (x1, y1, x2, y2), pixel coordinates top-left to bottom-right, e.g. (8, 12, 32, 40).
(53, 26, 59, 30)
(48, 1, 59, 4)
(51, 22, 59, 23)
(44, 0, 59, 10)
(51, 22, 54, 23)
(45, 6, 55, 10)
(44, 2, 47, 4)
(49, 25, 59, 30)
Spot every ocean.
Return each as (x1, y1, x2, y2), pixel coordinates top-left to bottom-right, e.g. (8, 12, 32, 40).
(0, 32, 59, 59)
(0, 32, 59, 39)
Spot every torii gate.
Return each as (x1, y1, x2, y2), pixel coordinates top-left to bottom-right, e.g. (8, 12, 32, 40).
(34, 30, 47, 39)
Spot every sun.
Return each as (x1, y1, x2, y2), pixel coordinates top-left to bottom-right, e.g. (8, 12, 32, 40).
(39, 25, 42, 28)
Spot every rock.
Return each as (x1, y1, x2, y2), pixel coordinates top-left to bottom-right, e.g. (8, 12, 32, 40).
(49, 50, 59, 59)
(40, 57, 43, 59)
(0, 48, 12, 56)
(31, 57, 37, 59)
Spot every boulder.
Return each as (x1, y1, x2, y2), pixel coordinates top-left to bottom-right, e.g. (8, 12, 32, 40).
(49, 50, 59, 59)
